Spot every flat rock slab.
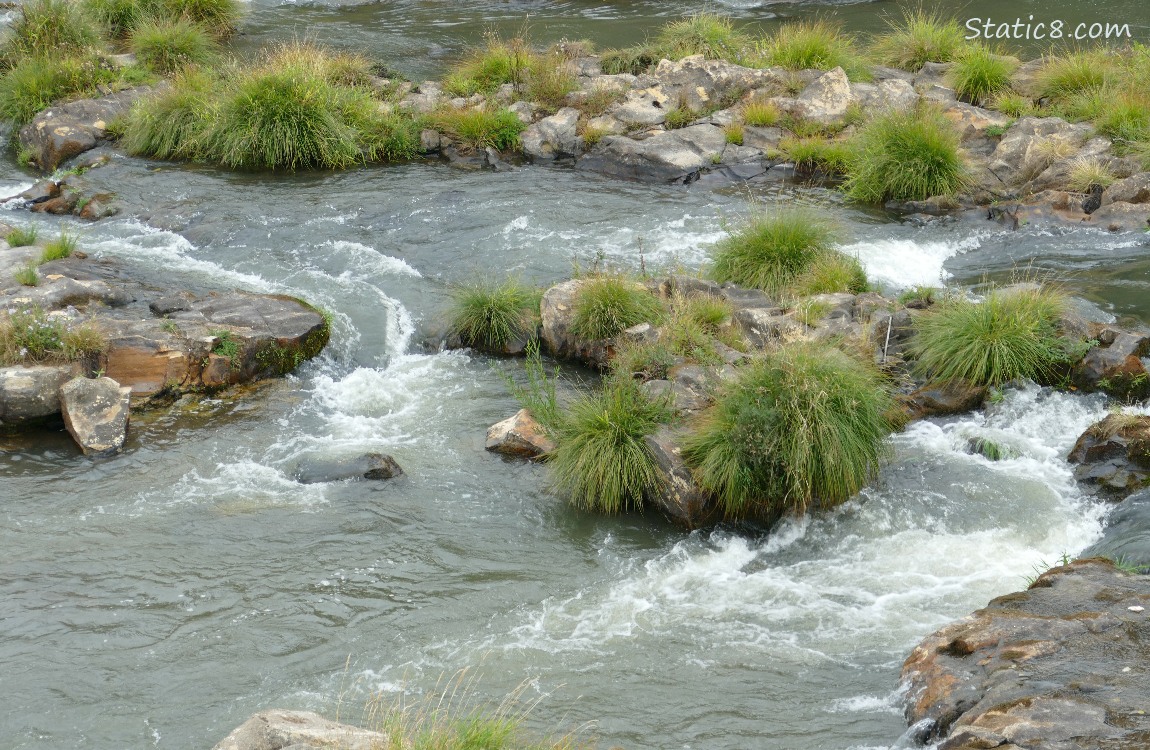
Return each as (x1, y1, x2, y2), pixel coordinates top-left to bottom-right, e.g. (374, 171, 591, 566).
(213, 709, 387, 750)
(577, 125, 727, 183)
(59, 376, 131, 455)
(901, 559, 1150, 750)
(0, 364, 79, 423)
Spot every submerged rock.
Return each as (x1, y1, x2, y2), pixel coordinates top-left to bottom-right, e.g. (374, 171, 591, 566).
(901, 559, 1150, 749)
(294, 453, 404, 484)
(485, 409, 555, 458)
(577, 124, 727, 183)
(1068, 413, 1150, 496)
(212, 709, 387, 750)
(1081, 489, 1150, 569)
(900, 382, 988, 421)
(59, 376, 131, 455)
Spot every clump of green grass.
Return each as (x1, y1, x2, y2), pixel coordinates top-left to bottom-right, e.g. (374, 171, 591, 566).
(501, 340, 561, 433)
(443, 36, 531, 96)
(742, 98, 780, 127)
(0, 305, 104, 365)
(871, 7, 967, 71)
(663, 105, 695, 130)
(910, 285, 1070, 387)
(14, 264, 39, 287)
(724, 122, 744, 145)
(655, 13, 751, 62)
(599, 44, 660, 76)
(0, 55, 115, 124)
(707, 210, 838, 295)
(1066, 155, 1116, 192)
(990, 91, 1035, 118)
(433, 107, 525, 152)
(119, 65, 219, 159)
(448, 277, 540, 353)
(159, 0, 240, 37)
(792, 251, 868, 296)
(1, 0, 101, 61)
(898, 285, 936, 306)
(6, 226, 39, 247)
(610, 339, 679, 381)
(549, 379, 671, 513)
(949, 44, 1016, 104)
(570, 276, 667, 342)
(758, 19, 870, 80)
(40, 231, 78, 262)
(1094, 92, 1150, 146)
(683, 342, 894, 519)
(780, 135, 854, 175)
(843, 105, 965, 203)
(81, 0, 145, 38)
(360, 111, 423, 162)
(525, 58, 578, 113)
(577, 84, 624, 118)
(129, 16, 216, 74)
(1037, 49, 1120, 102)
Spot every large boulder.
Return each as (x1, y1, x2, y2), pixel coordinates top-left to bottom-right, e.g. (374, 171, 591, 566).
(58, 376, 131, 455)
(485, 408, 555, 458)
(983, 116, 1094, 189)
(1080, 488, 1150, 568)
(577, 124, 728, 183)
(650, 55, 785, 112)
(1102, 172, 1150, 206)
(539, 279, 604, 365)
(899, 382, 988, 421)
(1071, 327, 1150, 401)
(849, 78, 919, 115)
(643, 426, 716, 528)
(0, 364, 79, 424)
(1067, 413, 1150, 496)
(520, 107, 581, 160)
(18, 87, 150, 172)
(212, 709, 387, 750)
(780, 66, 852, 124)
(901, 559, 1150, 749)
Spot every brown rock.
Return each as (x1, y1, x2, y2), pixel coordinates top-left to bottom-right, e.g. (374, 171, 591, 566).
(643, 426, 717, 528)
(485, 408, 556, 458)
(1067, 413, 1150, 496)
(900, 381, 988, 421)
(58, 376, 131, 455)
(18, 87, 151, 171)
(1071, 327, 1150, 401)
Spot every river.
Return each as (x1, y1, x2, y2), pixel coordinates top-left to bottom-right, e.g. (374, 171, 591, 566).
(2, 2, 1150, 749)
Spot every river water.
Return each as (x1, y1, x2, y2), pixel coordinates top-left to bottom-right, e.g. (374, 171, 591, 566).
(3, 2, 1150, 749)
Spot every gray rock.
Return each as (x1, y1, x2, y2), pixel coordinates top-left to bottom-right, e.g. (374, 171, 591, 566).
(900, 381, 988, 421)
(740, 125, 785, 151)
(792, 67, 852, 124)
(59, 376, 131, 455)
(520, 107, 581, 160)
(1080, 488, 1150, 568)
(912, 61, 953, 93)
(294, 453, 404, 484)
(985, 116, 1094, 188)
(1068, 414, 1150, 496)
(538, 279, 612, 367)
(577, 124, 727, 183)
(848, 78, 919, 114)
(643, 426, 716, 528)
(485, 409, 555, 459)
(212, 709, 388, 750)
(650, 55, 786, 113)
(1102, 172, 1150, 206)
(0, 365, 79, 423)
(1072, 327, 1150, 401)
(149, 295, 192, 316)
(718, 285, 774, 310)
(18, 87, 151, 171)
(734, 307, 805, 347)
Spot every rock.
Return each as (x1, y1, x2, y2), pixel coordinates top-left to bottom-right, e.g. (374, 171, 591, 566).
(664, 275, 722, 299)
(18, 87, 151, 172)
(149, 295, 192, 316)
(1071, 327, 1150, 401)
(913, 62, 954, 93)
(792, 67, 852, 124)
(1102, 172, 1150, 206)
(984, 117, 1094, 189)
(611, 88, 669, 127)
(419, 128, 442, 152)
(14, 179, 60, 205)
(400, 81, 445, 114)
(520, 107, 581, 160)
(1067, 414, 1150, 496)
(58, 376, 131, 455)
(939, 101, 1011, 144)
(0, 365, 79, 424)
(485, 408, 555, 458)
(719, 285, 774, 310)
(740, 125, 785, 151)
(507, 100, 536, 124)
(650, 55, 785, 113)
(901, 559, 1150, 749)
(849, 78, 919, 114)
(734, 307, 805, 347)
(643, 426, 717, 528)
(1086, 200, 1150, 232)
(212, 709, 388, 750)
(1080, 488, 1150, 568)
(900, 382, 988, 421)
(577, 124, 727, 183)
(538, 279, 610, 367)
(1081, 183, 1104, 215)
(294, 453, 404, 484)
(1009, 58, 1045, 99)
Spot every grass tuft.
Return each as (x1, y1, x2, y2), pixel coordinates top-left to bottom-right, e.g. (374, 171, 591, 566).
(0, 54, 116, 124)
(948, 45, 1015, 104)
(40, 231, 78, 262)
(119, 65, 219, 159)
(742, 98, 780, 127)
(910, 285, 1070, 387)
(1, 0, 101, 61)
(432, 107, 525, 152)
(683, 342, 894, 518)
(448, 277, 539, 353)
(843, 104, 965, 203)
(1066, 155, 1116, 192)
(871, 6, 967, 71)
(570, 276, 667, 341)
(708, 210, 838, 295)
(759, 19, 870, 80)
(0, 305, 104, 365)
(599, 44, 660, 76)
(548, 379, 670, 514)
(792, 251, 868, 296)
(129, 16, 216, 74)
(6, 226, 39, 247)
(14, 264, 39, 286)
(1037, 49, 1120, 102)
(655, 13, 751, 62)
(780, 135, 854, 175)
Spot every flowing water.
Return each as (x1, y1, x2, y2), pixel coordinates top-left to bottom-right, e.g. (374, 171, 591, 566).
(3, 2, 1150, 749)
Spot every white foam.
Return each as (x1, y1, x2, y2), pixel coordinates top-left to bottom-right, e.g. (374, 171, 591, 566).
(133, 460, 328, 511)
(321, 240, 422, 278)
(841, 235, 983, 290)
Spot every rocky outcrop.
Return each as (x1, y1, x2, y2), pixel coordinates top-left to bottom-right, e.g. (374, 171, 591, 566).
(1080, 488, 1150, 568)
(1102, 173, 1150, 206)
(0, 364, 80, 424)
(18, 87, 150, 172)
(1071, 325, 1150, 402)
(901, 559, 1150, 750)
(58, 376, 131, 455)
(293, 453, 404, 484)
(485, 408, 555, 458)
(1068, 413, 1150, 496)
(521, 107, 581, 160)
(212, 709, 387, 750)
(900, 382, 988, 421)
(538, 279, 611, 367)
(577, 124, 727, 183)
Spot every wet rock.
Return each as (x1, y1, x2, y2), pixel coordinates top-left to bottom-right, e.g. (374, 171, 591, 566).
(870, 309, 914, 362)
(0, 365, 79, 424)
(1071, 327, 1150, 401)
(1068, 413, 1150, 496)
(485, 408, 555, 459)
(1080, 488, 1150, 568)
(901, 559, 1150, 749)
(900, 382, 988, 421)
(14, 179, 60, 205)
(940, 101, 1011, 144)
(212, 709, 388, 750)
(1102, 172, 1150, 206)
(294, 453, 404, 484)
(577, 124, 727, 183)
(18, 87, 151, 171)
(58, 376, 131, 455)
(1086, 200, 1150, 232)
(538, 279, 612, 367)
(521, 107, 581, 160)
(664, 275, 722, 300)
(149, 295, 192, 316)
(643, 426, 717, 528)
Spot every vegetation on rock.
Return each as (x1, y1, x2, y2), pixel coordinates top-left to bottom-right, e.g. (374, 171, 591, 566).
(448, 278, 540, 353)
(948, 45, 1016, 104)
(707, 210, 839, 295)
(569, 276, 667, 341)
(871, 7, 967, 71)
(843, 105, 966, 203)
(0, 305, 104, 366)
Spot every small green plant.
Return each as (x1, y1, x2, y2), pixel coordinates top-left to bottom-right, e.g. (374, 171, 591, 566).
(579, 123, 608, 148)
(1, 0, 101, 61)
(655, 13, 751, 62)
(119, 65, 218, 160)
(742, 98, 780, 127)
(871, 6, 967, 71)
(432, 107, 526, 151)
(682, 342, 894, 519)
(129, 16, 217, 74)
(599, 44, 660, 76)
(81, 0, 144, 38)
(843, 104, 966, 203)
(758, 19, 870, 80)
(1093, 92, 1150, 146)
(780, 135, 854, 175)
(0, 305, 104, 365)
(160, 0, 241, 37)
(40, 231, 78, 262)
(897, 285, 936, 306)
(724, 121, 744, 145)
(577, 84, 624, 118)
(663, 105, 695, 130)
(948, 44, 1016, 104)
(442, 35, 532, 96)
(160, 319, 179, 333)
(0, 54, 116, 124)
(792, 251, 868, 296)
(1037, 49, 1119, 102)
(548, 378, 671, 513)
(570, 277, 667, 341)
(707, 209, 838, 295)
(6, 225, 39, 247)
(968, 437, 1014, 461)
(210, 329, 241, 370)
(910, 285, 1070, 387)
(984, 123, 1007, 137)
(500, 340, 561, 434)
(448, 277, 539, 353)
(1024, 552, 1073, 587)
(524, 58, 578, 114)
(990, 91, 1035, 118)
(14, 264, 39, 287)
(793, 299, 832, 326)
